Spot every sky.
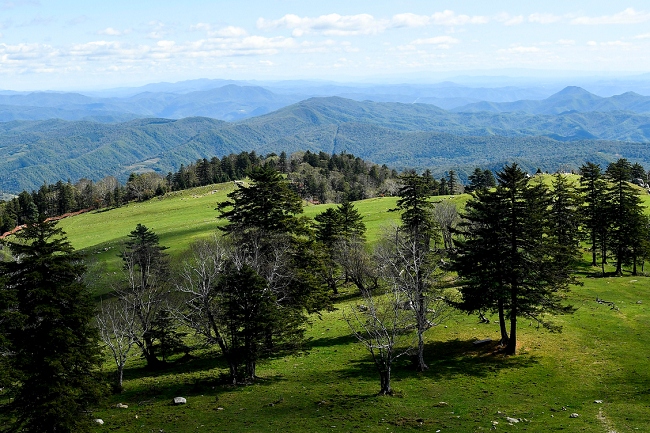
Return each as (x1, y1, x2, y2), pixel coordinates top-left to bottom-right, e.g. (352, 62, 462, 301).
(1, 0, 650, 90)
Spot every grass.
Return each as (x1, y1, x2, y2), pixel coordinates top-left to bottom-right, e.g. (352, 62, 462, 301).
(11, 178, 650, 432)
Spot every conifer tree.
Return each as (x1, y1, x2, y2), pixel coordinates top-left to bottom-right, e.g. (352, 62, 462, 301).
(0, 217, 104, 432)
(578, 162, 608, 269)
(454, 164, 575, 355)
(606, 159, 645, 275)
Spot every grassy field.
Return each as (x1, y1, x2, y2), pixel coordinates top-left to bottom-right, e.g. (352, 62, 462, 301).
(19, 179, 650, 431)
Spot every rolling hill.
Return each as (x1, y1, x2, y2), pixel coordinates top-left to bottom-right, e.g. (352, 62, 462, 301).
(3, 96, 650, 194)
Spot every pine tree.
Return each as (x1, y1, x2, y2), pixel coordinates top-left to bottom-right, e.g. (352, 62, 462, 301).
(578, 162, 608, 269)
(0, 217, 105, 432)
(454, 164, 575, 355)
(606, 159, 646, 275)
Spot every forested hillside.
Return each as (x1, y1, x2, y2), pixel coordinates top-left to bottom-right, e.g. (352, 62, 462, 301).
(3, 96, 650, 194)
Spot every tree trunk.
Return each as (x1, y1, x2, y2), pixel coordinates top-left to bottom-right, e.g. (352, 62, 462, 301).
(229, 362, 238, 385)
(504, 298, 517, 355)
(378, 365, 392, 395)
(416, 329, 428, 371)
(415, 288, 428, 372)
(498, 299, 509, 346)
(117, 364, 124, 389)
(590, 228, 598, 266)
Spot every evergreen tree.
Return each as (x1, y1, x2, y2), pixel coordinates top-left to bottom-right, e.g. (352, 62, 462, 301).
(454, 164, 575, 355)
(606, 159, 645, 275)
(217, 166, 307, 239)
(578, 162, 608, 269)
(0, 217, 105, 432)
(447, 170, 458, 195)
(549, 173, 583, 271)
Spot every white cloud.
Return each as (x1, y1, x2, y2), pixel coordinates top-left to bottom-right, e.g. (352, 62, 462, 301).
(191, 23, 249, 37)
(571, 8, 650, 25)
(557, 39, 575, 45)
(587, 41, 598, 46)
(429, 10, 489, 26)
(256, 11, 489, 37)
(97, 27, 122, 36)
(260, 60, 274, 66)
(212, 26, 249, 37)
(257, 13, 386, 36)
(498, 46, 540, 53)
(494, 13, 524, 26)
(528, 13, 563, 24)
(633, 33, 650, 39)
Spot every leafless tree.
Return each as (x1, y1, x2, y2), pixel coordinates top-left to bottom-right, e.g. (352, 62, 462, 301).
(114, 240, 170, 368)
(375, 224, 453, 372)
(174, 231, 299, 383)
(432, 200, 460, 250)
(173, 234, 238, 380)
(96, 299, 140, 390)
(334, 237, 378, 293)
(344, 281, 416, 395)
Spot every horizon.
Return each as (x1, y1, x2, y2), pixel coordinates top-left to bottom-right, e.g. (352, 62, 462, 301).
(1, 1, 650, 90)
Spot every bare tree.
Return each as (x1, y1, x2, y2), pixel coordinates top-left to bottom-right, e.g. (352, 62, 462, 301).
(345, 282, 415, 395)
(432, 200, 460, 250)
(173, 235, 238, 381)
(114, 224, 171, 368)
(334, 238, 378, 293)
(375, 224, 452, 371)
(96, 299, 140, 390)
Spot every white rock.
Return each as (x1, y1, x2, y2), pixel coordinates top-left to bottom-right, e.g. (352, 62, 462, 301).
(173, 397, 187, 405)
(594, 400, 604, 404)
(115, 403, 128, 409)
(94, 419, 104, 425)
(505, 417, 519, 423)
(570, 413, 579, 418)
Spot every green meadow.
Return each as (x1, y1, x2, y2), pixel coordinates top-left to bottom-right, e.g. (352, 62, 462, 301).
(43, 180, 650, 432)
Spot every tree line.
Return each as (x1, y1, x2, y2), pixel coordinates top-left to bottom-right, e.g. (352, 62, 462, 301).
(1, 158, 648, 431)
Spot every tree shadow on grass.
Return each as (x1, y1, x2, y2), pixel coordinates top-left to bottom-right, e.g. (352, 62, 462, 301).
(110, 351, 288, 406)
(334, 338, 540, 384)
(309, 334, 358, 349)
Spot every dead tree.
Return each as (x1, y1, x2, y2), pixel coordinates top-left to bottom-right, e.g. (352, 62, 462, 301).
(96, 299, 140, 390)
(375, 224, 452, 372)
(345, 282, 415, 395)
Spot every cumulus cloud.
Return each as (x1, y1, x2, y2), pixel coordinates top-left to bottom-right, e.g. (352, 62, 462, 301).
(256, 11, 489, 36)
(192, 24, 249, 38)
(571, 8, 650, 25)
(494, 13, 524, 26)
(528, 13, 563, 24)
(557, 39, 575, 45)
(97, 27, 123, 36)
(633, 33, 650, 39)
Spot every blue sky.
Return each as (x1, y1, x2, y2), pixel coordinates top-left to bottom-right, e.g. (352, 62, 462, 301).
(2, 0, 650, 90)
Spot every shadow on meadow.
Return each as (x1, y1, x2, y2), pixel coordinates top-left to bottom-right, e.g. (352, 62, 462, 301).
(111, 351, 288, 406)
(334, 338, 541, 386)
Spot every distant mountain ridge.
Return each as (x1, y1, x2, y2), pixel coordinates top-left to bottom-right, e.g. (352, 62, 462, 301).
(3, 96, 650, 194)
(454, 86, 650, 115)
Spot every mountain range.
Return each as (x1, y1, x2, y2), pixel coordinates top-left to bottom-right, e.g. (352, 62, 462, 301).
(3, 95, 650, 194)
